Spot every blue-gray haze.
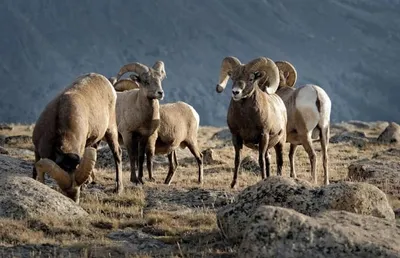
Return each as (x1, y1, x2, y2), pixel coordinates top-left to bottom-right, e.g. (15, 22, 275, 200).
(0, 0, 399, 126)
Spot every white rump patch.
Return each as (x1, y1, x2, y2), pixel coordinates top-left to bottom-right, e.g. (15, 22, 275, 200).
(108, 80, 117, 99)
(295, 85, 319, 132)
(188, 104, 200, 129)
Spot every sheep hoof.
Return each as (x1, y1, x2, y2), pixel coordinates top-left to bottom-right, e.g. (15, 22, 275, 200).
(113, 186, 124, 195)
(230, 180, 237, 189)
(148, 177, 156, 182)
(131, 178, 145, 185)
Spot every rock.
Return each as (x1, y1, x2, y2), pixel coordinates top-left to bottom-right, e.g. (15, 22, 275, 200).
(329, 131, 368, 147)
(201, 148, 224, 165)
(0, 135, 6, 146)
(216, 176, 394, 243)
(0, 176, 88, 220)
(0, 155, 87, 220)
(0, 124, 13, 131)
(0, 146, 9, 155)
(4, 135, 32, 146)
(241, 155, 259, 173)
(238, 205, 400, 258)
(107, 228, 168, 252)
(211, 128, 231, 141)
(6, 148, 35, 158)
(96, 146, 130, 169)
(348, 148, 400, 198)
(0, 154, 33, 176)
(377, 122, 400, 144)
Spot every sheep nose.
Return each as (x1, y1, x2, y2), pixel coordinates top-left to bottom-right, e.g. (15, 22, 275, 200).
(232, 90, 240, 96)
(157, 91, 164, 97)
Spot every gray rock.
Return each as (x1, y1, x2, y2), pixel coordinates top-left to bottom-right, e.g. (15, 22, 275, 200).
(0, 124, 13, 131)
(377, 122, 400, 144)
(329, 131, 368, 147)
(211, 128, 231, 141)
(201, 148, 224, 165)
(0, 135, 6, 146)
(241, 155, 259, 173)
(238, 206, 400, 258)
(217, 176, 394, 243)
(0, 176, 88, 220)
(0, 146, 9, 155)
(348, 148, 400, 198)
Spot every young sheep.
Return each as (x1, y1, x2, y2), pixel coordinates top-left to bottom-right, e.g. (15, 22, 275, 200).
(216, 56, 287, 188)
(32, 73, 123, 200)
(114, 61, 166, 185)
(270, 61, 332, 185)
(112, 78, 203, 185)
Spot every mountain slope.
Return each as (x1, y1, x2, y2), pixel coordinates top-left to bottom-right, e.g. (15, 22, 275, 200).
(0, 0, 399, 126)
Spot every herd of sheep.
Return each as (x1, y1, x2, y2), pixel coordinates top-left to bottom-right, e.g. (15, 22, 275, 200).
(31, 56, 331, 203)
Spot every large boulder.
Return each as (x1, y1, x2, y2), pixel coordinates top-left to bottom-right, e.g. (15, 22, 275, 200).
(0, 155, 87, 220)
(348, 148, 400, 198)
(238, 205, 400, 258)
(217, 176, 394, 243)
(377, 122, 400, 144)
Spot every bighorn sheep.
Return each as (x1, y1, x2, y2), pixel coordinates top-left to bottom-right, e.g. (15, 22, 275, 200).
(114, 61, 166, 185)
(112, 78, 203, 185)
(35, 147, 96, 203)
(32, 73, 123, 201)
(216, 56, 287, 188)
(269, 61, 331, 185)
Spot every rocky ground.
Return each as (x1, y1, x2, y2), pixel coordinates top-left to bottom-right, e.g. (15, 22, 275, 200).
(0, 121, 399, 257)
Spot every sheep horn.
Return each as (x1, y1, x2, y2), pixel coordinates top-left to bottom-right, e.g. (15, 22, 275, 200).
(74, 147, 97, 186)
(35, 159, 72, 191)
(216, 56, 242, 93)
(152, 61, 167, 79)
(108, 77, 117, 86)
(114, 78, 140, 92)
(275, 61, 297, 87)
(116, 62, 149, 80)
(246, 57, 280, 94)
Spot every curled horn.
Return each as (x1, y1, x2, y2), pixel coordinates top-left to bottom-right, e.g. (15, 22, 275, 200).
(74, 147, 97, 186)
(216, 56, 242, 93)
(114, 78, 140, 92)
(34, 147, 97, 203)
(116, 62, 149, 80)
(35, 159, 72, 190)
(275, 61, 297, 87)
(152, 61, 166, 80)
(246, 57, 280, 94)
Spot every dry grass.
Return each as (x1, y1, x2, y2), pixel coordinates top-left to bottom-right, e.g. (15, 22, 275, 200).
(0, 123, 398, 257)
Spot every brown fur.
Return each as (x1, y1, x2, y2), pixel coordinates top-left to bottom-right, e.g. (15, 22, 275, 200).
(32, 73, 123, 193)
(216, 57, 287, 188)
(115, 61, 166, 185)
(145, 102, 203, 185)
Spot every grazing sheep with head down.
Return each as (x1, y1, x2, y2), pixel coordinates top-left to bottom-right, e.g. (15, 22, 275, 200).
(114, 61, 166, 185)
(112, 78, 203, 185)
(267, 61, 331, 185)
(32, 73, 123, 201)
(216, 56, 287, 188)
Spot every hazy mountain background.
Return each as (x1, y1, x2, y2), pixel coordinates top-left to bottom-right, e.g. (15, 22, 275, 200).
(0, 0, 399, 126)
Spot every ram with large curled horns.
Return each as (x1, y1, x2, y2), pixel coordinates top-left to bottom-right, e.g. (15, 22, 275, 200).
(216, 56, 287, 188)
(32, 73, 123, 201)
(267, 61, 331, 185)
(113, 61, 166, 185)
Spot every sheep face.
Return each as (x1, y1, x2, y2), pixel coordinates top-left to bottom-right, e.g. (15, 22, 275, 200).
(230, 70, 265, 101)
(131, 70, 165, 100)
(116, 61, 166, 100)
(55, 151, 81, 173)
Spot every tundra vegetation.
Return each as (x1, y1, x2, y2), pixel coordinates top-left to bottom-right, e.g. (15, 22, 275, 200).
(0, 121, 399, 257)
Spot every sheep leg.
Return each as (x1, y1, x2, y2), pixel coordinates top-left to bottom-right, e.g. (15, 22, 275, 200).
(300, 134, 317, 184)
(173, 150, 178, 169)
(259, 133, 270, 179)
(123, 133, 140, 185)
(187, 141, 204, 184)
(274, 142, 284, 176)
(289, 144, 298, 178)
(164, 151, 176, 185)
(137, 137, 148, 184)
(320, 126, 330, 185)
(32, 151, 40, 180)
(145, 149, 156, 182)
(231, 134, 243, 188)
(105, 129, 124, 194)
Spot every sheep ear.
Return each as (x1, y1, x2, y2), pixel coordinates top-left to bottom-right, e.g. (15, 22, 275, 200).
(253, 71, 265, 80)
